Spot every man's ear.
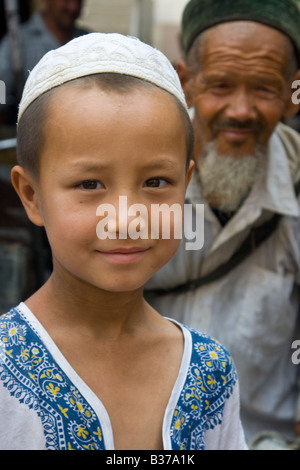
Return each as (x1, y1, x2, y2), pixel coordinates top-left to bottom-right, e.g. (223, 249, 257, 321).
(11, 165, 44, 227)
(283, 70, 300, 119)
(176, 60, 194, 108)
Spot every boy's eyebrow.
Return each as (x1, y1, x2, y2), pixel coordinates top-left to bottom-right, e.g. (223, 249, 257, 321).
(67, 160, 109, 172)
(142, 159, 180, 170)
(66, 158, 180, 172)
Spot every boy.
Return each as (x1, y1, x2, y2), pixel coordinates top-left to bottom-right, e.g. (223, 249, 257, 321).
(0, 33, 247, 450)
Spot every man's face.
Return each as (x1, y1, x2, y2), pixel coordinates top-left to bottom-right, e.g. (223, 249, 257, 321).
(45, 0, 83, 30)
(185, 21, 295, 160)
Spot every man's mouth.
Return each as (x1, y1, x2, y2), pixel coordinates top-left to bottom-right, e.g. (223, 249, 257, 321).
(219, 127, 254, 142)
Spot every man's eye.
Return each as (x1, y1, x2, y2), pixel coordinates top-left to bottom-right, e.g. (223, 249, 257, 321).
(256, 86, 277, 97)
(210, 82, 231, 93)
(144, 178, 168, 188)
(77, 180, 103, 190)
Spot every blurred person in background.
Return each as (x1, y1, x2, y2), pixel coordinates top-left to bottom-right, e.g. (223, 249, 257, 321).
(0, 0, 87, 124)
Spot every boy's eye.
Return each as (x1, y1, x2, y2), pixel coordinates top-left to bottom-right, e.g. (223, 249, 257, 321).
(144, 178, 169, 188)
(77, 180, 103, 190)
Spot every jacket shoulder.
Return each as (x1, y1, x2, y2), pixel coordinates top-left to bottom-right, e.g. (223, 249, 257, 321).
(276, 122, 300, 183)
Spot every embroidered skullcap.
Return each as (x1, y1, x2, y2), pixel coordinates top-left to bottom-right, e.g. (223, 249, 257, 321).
(181, 0, 300, 59)
(18, 32, 188, 122)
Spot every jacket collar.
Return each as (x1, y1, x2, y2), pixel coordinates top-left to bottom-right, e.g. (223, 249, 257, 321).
(247, 127, 300, 217)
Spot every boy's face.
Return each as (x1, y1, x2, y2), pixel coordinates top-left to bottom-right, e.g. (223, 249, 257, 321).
(22, 85, 192, 293)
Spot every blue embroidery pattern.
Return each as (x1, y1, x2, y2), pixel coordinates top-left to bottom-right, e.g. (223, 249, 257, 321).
(0, 308, 237, 450)
(0, 308, 104, 450)
(170, 328, 237, 450)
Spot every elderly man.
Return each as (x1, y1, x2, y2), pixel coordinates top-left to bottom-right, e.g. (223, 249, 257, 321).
(145, 0, 300, 446)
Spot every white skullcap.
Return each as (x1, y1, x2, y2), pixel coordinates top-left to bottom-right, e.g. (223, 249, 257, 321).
(18, 32, 188, 122)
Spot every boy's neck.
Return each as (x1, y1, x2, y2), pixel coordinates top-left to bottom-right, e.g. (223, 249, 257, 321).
(25, 273, 151, 341)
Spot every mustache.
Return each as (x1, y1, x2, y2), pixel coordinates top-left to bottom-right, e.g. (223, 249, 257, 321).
(215, 118, 262, 132)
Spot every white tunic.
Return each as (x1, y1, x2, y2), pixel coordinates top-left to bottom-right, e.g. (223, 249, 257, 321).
(0, 303, 247, 450)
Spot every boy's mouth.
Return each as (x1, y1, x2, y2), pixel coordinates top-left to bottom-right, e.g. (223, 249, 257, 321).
(103, 247, 148, 253)
(96, 247, 150, 263)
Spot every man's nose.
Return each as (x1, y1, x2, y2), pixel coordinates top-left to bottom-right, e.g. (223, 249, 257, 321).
(225, 87, 257, 122)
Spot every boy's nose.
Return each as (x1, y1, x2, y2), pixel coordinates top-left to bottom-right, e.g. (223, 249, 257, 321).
(116, 196, 148, 240)
(96, 196, 149, 240)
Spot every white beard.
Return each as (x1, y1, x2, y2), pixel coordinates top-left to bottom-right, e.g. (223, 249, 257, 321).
(198, 142, 265, 213)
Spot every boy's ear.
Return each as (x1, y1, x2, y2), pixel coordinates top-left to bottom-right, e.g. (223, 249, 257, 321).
(11, 165, 44, 227)
(283, 70, 300, 119)
(185, 160, 194, 189)
(176, 60, 194, 108)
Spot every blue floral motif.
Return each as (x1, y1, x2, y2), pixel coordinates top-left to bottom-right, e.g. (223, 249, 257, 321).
(169, 330, 237, 450)
(0, 320, 26, 346)
(0, 308, 105, 450)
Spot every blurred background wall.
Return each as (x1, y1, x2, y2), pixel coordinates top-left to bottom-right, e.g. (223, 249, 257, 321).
(73, 0, 189, 63)
(5, 0, 190, 63)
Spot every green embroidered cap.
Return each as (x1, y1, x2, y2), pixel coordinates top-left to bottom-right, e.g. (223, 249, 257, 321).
(182, 0, 300, 60)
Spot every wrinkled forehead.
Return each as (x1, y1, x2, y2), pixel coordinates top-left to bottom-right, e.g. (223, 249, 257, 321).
(195, 21, 296, 76)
